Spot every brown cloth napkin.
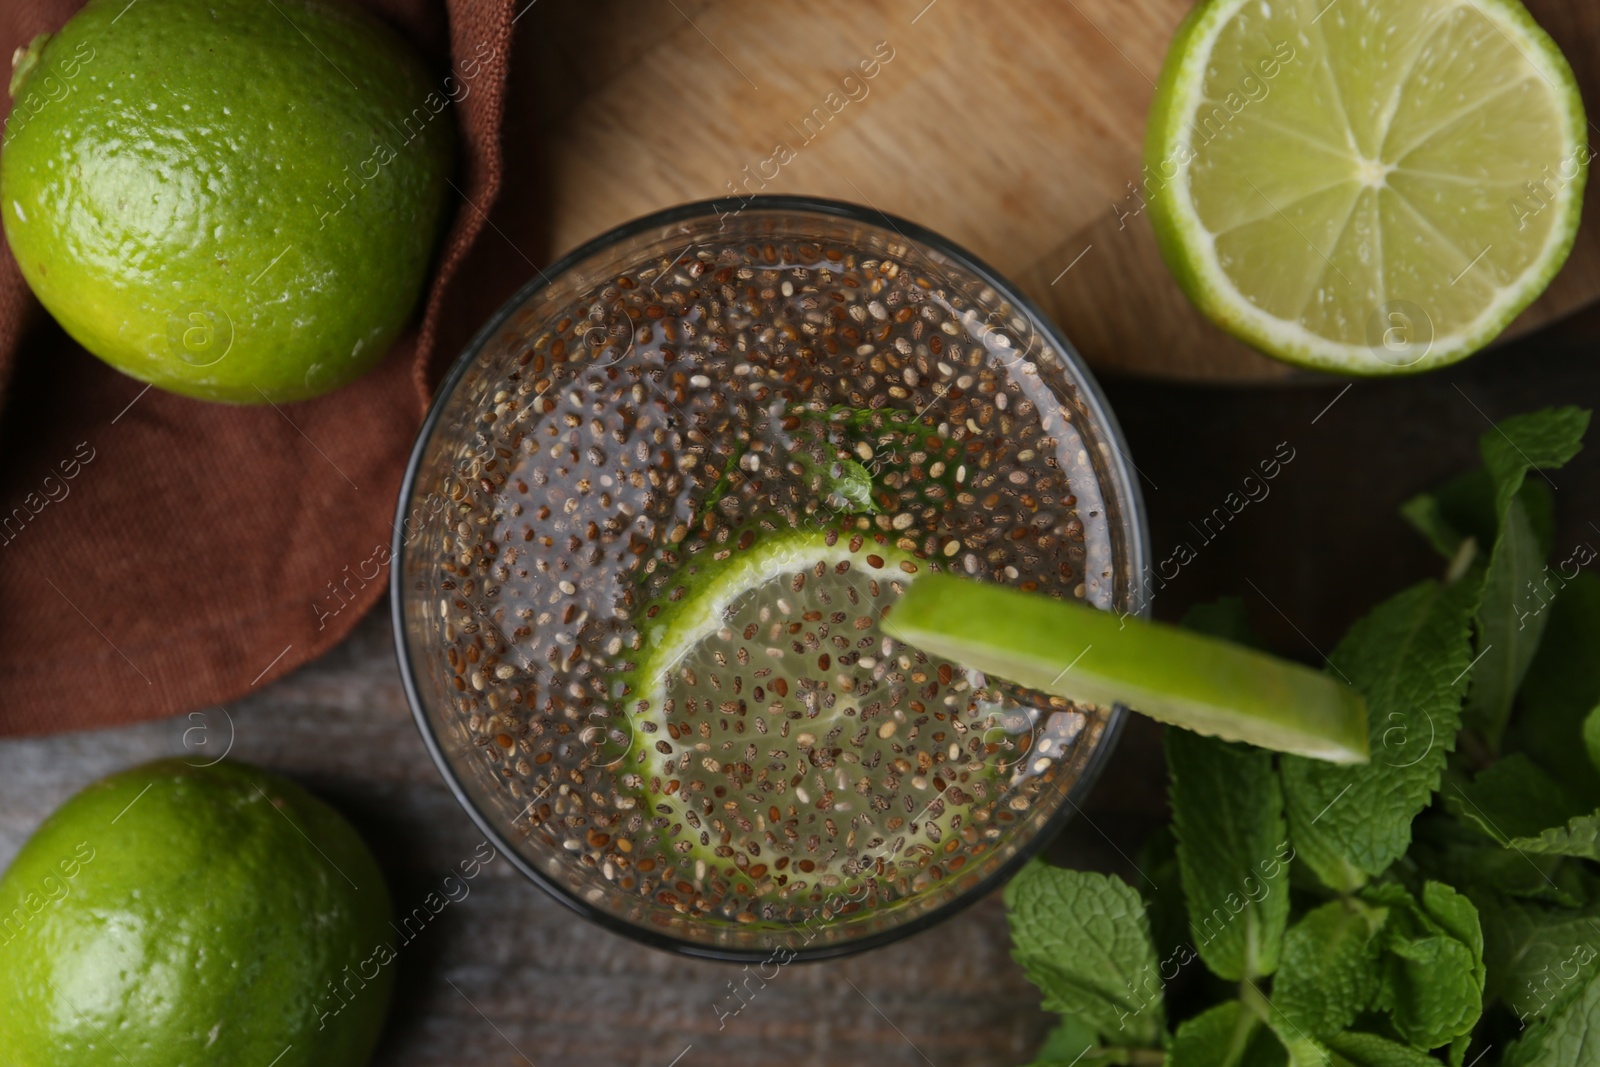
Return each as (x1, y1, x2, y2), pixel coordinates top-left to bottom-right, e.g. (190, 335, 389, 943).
(0, 0, 538, 736)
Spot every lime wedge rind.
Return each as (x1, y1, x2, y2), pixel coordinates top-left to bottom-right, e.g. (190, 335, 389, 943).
(1146, 0, 1588, 375)
(634, 529, 918, 689)
(886, 574, 1370, 764)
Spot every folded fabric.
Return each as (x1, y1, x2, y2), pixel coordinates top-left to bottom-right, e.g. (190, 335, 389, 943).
(0, 0, 531, 735)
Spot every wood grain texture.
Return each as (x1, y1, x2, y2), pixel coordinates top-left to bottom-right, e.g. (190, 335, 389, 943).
(524, 0, 1600, 382)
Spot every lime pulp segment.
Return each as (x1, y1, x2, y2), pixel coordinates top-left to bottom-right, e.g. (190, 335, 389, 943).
(624, 531, 1020, 898)
(886, 574, 1371, 763)
(1145, 0, 1588, 373)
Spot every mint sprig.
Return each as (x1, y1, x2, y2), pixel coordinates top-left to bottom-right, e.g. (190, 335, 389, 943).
(1362, 882, 1484, 1049)
(1403, 407, 1590, 745)
(1005, 407, 1596, 1066)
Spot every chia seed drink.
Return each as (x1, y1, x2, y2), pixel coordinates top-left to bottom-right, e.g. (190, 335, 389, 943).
(396, 200, 1145, 957)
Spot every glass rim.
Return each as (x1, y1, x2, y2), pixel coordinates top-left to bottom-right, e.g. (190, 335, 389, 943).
(390, 194, 1152, 963)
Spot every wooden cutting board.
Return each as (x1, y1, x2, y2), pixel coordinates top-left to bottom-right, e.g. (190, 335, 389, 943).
(525, 0, 1600, 382)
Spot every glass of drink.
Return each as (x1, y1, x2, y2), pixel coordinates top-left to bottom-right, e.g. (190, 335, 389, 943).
(392, 196, 1149, 960)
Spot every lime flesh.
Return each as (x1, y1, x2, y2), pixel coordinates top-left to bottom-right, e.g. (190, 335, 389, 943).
(625, 530, 1012, 897)
(1145, 0, 1588, 374)
(886, 574, 1370, 763)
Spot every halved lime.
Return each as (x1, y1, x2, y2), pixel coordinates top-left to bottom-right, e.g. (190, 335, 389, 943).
(1146, 0, 1588, 374)
(622, 529, 1015, 899)
(886, 574, 1370, 763)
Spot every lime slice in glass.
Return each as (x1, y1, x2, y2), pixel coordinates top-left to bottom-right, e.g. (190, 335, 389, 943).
(1146, 0, 1588, 373)
(622, 530, 1005, 897)
(886, 574, 1370, 764)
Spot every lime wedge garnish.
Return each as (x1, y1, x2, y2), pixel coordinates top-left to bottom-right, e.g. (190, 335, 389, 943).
(1146, 0, 1588, 374)
(885, 574, 1370, 764)
(624, 530, 1010, 898)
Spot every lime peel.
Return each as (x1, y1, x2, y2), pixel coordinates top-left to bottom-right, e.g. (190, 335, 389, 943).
(0, 0, 453, 403)
(635, 528, 920, 686)
(887, 574, 1371, 764)
(0, 759, 394, 1067)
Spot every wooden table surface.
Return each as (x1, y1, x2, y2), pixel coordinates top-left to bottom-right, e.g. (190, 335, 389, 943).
(3, 301, 1595, 1066)
(524, 0, 1600, 382)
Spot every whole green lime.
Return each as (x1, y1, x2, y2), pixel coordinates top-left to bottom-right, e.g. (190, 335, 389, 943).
(0, 0, 454, 403)
(0, 759, 395, 1067)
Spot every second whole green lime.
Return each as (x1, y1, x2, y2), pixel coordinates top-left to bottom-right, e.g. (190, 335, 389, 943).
(0, 0, 455, 403)
(0, 758, 396, 1067)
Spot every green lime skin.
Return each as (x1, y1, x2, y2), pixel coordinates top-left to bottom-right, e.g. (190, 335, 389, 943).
(890, 574, 1370, 764)
(0, 0, 454, 403)
(0, 759, 395, 1067)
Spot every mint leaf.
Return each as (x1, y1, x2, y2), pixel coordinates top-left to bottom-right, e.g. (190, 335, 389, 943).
(1379, 934, 1481, 1049)
(1503, 967, 1600, 1067)
(799, 403, 960, 507)
(698, 403, 946, 528)
(1240, 985, 1323, 1067)
(1453, 753, 1600, 860)
(1004, 862, 1164, 1046)
(1421, 469, 1497, 546)
(1403, 471, 1556, 597)
(1504, 813, 1600, 861)
(1286, 814, 1370, 896)
(1026, 1017, 1107, 1066)
(1520, 479, 1559, 559)
(1521, 571, 1600, 717)
(1476, 893, 1600, 1023)
(1465, 407, 1590, 744)
(1585, 706, 1600, 776)
(1467, 497, 1550, 744)
(1325, 1032, 1445, 1067)
(1401, 491, 1469, 559)
(1040, 1017, 1098, 1056)
(1272, 898, 1386, 1038)
(1419, 882, 1485, 993)
(1259, 1026, 1328, 1067)
(1282, 579, 1477, 887)
(1170, 1000, 1271, 1067)
(1477, 407, 1589, 521)
(1168, 606, 1292, 981)
(1363, 882, 1484, 1049)
(1405, 408, 1591, 744)
(1453, 753, 1586, 842)
(822, 457, 876, 514)
(1411, 819, 1593, 908)
(1168, 731, 1291, 980)
(1508, 572, 1600, 806)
